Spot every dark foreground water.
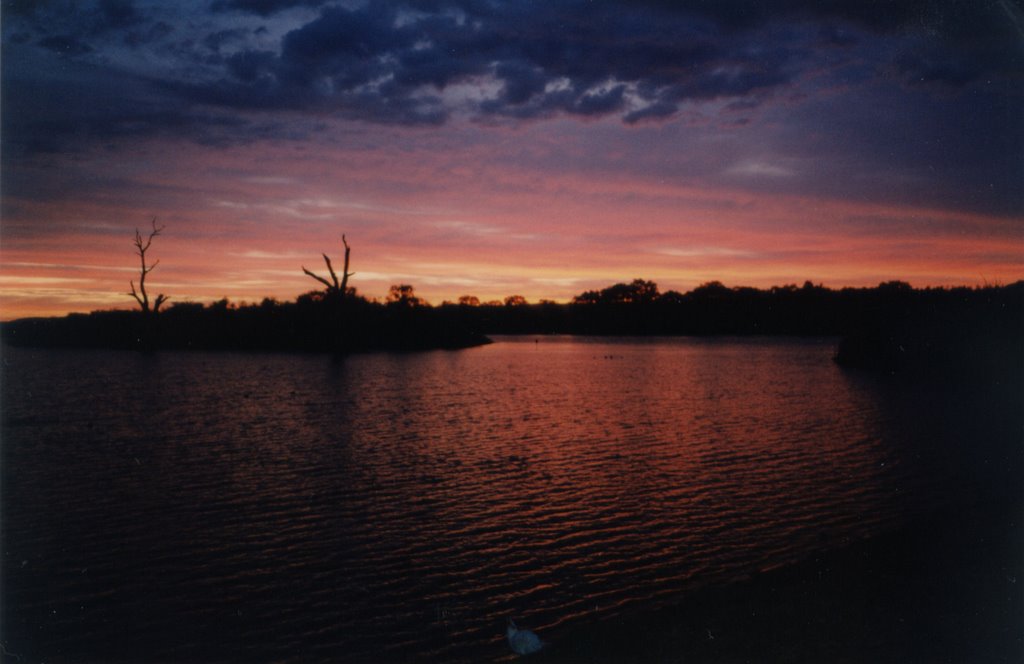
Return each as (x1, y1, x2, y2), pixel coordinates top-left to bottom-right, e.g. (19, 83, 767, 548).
(2, 337, 1019, 662)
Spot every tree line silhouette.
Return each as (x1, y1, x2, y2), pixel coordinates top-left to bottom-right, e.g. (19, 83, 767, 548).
(2, 224, 1021, 371)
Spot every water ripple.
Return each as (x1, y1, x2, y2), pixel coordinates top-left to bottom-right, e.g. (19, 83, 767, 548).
(2, 338, 982, 662)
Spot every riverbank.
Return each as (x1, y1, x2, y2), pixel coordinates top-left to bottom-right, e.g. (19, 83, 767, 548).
(0, 304, 492, 353)
(534, 498, 1022, 662)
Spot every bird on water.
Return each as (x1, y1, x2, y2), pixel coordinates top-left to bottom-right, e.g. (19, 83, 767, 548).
(507, 618, 544, 655)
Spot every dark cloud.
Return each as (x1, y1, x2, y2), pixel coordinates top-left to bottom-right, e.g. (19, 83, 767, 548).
(0, 41, 303, 160)
(8, 0, 142, 33)
(281, 4, 406, 62)
(623, 100, 678, 124)
(226, 49, 278, 83)
(37, 35, 94, 56)
(96, 0, 141, 29)
(3, 0, 1022, 219)
(638, 0, 1019, 39)
(765, 67, 1024, 216)
(491, 61, 547, 105)
(175, 1, 807, 125)
(209, 0, 329, 16)
(895, 49, 979, 87)
(124, 20, 174, 49)
(204, 28, 252, 53)
(574, 84, 628, 115)
(11, 0, 1019, 132)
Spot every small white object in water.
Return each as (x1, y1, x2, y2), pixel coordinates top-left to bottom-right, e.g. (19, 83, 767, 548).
(507, 618, 544, 655)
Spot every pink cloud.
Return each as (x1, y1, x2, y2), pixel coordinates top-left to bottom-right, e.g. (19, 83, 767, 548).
(2, 121, 1021, 319)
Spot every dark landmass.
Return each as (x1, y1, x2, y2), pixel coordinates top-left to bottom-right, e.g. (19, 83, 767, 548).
(1, 292, 491, 353)
(531, 498, 1023, 663)
(3, 280, 1022, 365)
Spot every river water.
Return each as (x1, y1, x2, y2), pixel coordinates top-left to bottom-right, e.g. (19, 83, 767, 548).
(2, 337, 1015, 662)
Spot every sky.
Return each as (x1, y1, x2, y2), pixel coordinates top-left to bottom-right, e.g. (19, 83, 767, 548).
(2, 0, 1023, 318)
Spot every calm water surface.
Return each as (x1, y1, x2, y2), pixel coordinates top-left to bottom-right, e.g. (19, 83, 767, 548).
(1, 337, 1010, 662)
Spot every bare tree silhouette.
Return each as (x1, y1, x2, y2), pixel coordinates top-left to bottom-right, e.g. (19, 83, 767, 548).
(129, 218, 168, 314)
(303, 235, 354, 299)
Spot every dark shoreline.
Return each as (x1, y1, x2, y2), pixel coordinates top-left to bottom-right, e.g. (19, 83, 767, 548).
(529, 498, 1023, 663)
(3, 280, 1020, 358)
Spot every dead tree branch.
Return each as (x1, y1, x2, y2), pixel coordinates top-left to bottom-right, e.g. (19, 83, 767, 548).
(302, 234, 355, 298)
(128, 218, 169, 314)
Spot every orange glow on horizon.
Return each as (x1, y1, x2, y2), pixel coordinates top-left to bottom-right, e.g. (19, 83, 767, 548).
(2, 134, 1021, 320)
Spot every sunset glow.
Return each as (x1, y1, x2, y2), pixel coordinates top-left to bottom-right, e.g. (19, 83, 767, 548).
(3, 1, 1022, 320)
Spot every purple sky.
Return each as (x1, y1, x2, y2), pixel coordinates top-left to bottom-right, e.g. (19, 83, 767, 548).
(2, 0, 1022, 317)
